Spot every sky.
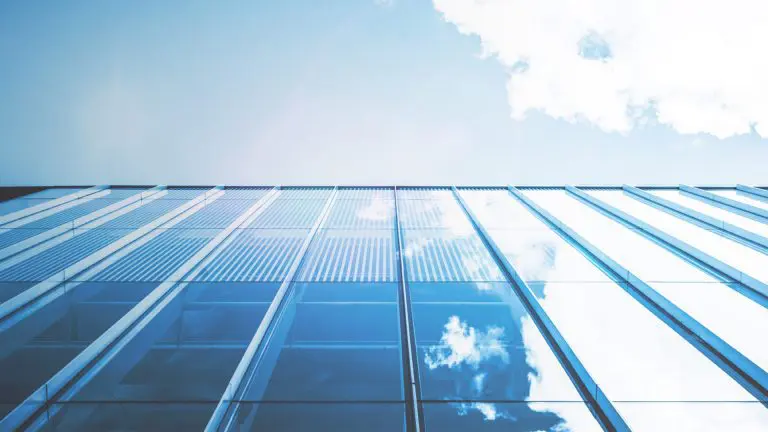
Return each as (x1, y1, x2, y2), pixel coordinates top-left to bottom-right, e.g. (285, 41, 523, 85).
(0, 0, 767, 186)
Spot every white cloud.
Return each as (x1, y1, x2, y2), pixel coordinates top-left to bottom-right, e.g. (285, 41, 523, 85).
(424, 315, 509, 370)
(433, 0, 768, 138)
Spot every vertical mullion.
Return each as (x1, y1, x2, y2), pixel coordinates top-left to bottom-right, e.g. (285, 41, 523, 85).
(451, 186, 630, 432)
(393, 187, 424, 432)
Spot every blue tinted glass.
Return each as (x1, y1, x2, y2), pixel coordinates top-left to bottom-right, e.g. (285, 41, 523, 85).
(45, 402, 221, 431)
(0, 282, 156, 419)
(409, 282, 584, 404)
(422, 402, 601, 431)
(234, 402, 406, 431)
(66, 283, 278, 406)
(296, 282, 398, 303)
(240, 282, 404, 403)
(286, 303, 400, 344)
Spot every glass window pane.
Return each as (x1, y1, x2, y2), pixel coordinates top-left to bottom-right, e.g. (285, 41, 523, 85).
(233, 402, 405, 431)
(337, 187, 394, 200)
(0, 282, 157, 419)
(586, 190, 768, 285)
(298, 230, 396, 283)
(530, 281, 758, 403)
(240, 282, 404, 403)
(325, 199, 394, 229)
(459, 189, 548, 229)
(86, 229, 221, 283)
(196, 229, 308, 282)
(524, 190, 719, 282)
(403, 229, 505, 282)
(246, 199, 327, 229)
(65, 282, 278, 407)
(422, 402, 602, 432)
(613, 402, 768, 432)
(651, 190, 768, 238)
(410, 282, 584, 404)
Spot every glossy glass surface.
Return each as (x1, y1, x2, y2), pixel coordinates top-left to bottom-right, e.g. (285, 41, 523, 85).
(1, 185, 766, 431)
(422, 402, 601, 431)
(240, 282, 404, 403)
(524, 190, 720, 282)
(232, 402, 405, 431)
(651, 190, 768, 238)
(0, 282, 158, 419)
(410, 281, 589, 428)
(587, 190, 768, 285)
(43, 283, 279, 429)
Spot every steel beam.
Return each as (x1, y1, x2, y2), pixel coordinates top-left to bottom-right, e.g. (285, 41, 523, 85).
(510, 186, 768, 405)
(0, 186, 108, 227)
(205, 188, 339, 432)
(680, 185, 768, 221)
(0, 187, 223, 324)
(622, 185, 768, 252)
(0, 186, 167, 264)
(1, 187, 280, 430)
(737, 184, 768, 201)
(566, 186, 768, 303)
(452, 186, 630, 432)
(393, 186, 424, 432)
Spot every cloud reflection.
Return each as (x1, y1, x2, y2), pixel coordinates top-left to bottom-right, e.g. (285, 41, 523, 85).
(424, 316, 508, 370)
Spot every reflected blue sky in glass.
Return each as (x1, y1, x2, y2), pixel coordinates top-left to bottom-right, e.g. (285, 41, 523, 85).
(422, 402, 600, 431)
(587, 189, 768, 285)
(234, 402, 406, 431)
(0, 282, 157, 419)
(44, 282, 278, 429)
(241, 282, 404, 404)
(410, 281, 588, 430)
(652, 190, 768, 238)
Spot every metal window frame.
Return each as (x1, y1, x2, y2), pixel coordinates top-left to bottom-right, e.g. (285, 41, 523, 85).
(621, 185, 768, 252)
(566, 186, 768, 304)
(451, 186, 630, 432)
(1, 186, 280, 430)
(508, 186, 768, 405)
(205, 187, 339, 431)
(0, 185, 167, 264)
(680, 185, 768, 221)
(0, 185, 108, 227)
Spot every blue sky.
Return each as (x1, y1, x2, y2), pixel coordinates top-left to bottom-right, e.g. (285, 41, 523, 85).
(1, 1, 766, 186)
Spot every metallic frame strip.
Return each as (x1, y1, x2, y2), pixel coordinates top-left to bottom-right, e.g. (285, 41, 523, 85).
(566, 186, 768, 303)
(393, 186, 424, 432)
(622, 185, 768, 252)
(0, 186, 167, 263)
(1, 186, 280, 430)
(0, 185, 108, 227)
(205, 187, 339, 431)
(737, 184, 768, 201)
(680, 185, 768, 221)
(452, 186, 630, 432)
(509, 186, 768, 405)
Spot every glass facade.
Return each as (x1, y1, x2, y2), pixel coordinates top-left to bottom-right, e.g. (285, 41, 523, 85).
(0, 185, 766, 431)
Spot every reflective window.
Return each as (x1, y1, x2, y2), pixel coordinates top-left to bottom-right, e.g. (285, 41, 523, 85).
(587, 189, 768, 285)
(712, 189, 768, 211)
(0, 282, 157, 419)
(239, 282, 404, 403)
(652, 189, 768, 238)
(42, 283, 279, 430)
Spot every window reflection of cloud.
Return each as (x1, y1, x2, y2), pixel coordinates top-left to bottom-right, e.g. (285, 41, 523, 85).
(355, 197, 391, 222)
(424, 316, 508, 370)
(512, 190, 768, 430)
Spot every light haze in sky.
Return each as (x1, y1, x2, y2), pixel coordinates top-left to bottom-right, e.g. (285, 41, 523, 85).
(1, 1, 766, 186)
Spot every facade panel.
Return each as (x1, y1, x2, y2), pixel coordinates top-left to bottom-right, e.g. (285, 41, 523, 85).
(0, 186, 766, 431)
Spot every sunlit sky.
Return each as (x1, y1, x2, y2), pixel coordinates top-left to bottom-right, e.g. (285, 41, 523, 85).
(1, 1, 767, 186)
